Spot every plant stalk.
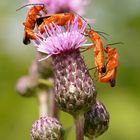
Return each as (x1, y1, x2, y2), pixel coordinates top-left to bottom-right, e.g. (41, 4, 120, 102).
(38, 91, 49, 117)
(49, 89, 59, 119)
(75, 115, 84, 140)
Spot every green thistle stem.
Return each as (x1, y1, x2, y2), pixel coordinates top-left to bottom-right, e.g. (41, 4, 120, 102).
(38, 78, 54, 88)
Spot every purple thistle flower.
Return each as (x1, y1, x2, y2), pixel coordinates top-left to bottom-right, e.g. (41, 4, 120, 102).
(33, 16, 87, 59)
(33, 16, 97, 116)
(28, 0, 90, 14)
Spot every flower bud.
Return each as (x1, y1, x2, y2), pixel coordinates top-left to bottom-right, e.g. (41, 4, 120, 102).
(84, 101, 110, 138)
(16, 76, 38, 96)
(31, 117, 64, 140)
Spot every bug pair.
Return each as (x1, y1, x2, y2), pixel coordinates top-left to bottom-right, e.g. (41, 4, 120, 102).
(82, 29, 119, 87)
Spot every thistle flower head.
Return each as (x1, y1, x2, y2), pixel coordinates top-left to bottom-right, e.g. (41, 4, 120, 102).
(33, 16, 87, 58)
(33, 15, 96, 116)
(29, 0, 90, 15)
(31, 116, 64, 140)
(84, 101, 110, 139)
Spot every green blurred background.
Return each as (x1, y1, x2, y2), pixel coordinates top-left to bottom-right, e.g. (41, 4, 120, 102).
(0, 0, 140, 139)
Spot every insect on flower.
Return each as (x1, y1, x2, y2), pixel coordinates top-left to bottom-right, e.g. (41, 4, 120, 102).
(37, 13, 84, 34)
(20, 0, 90, 45)
(98, 46, 119, 87)
(19, 3, 47, 45)
(82, 29, 120, 87)
(83, 29, 106, 75)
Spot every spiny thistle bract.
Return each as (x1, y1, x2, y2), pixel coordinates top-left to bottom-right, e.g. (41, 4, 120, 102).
(33, 17, 97, 116)
(31, 117, 64, 140)
(84, 100, 110, 139)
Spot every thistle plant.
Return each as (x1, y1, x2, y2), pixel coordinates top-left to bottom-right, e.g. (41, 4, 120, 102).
(33, 17, 97, 140)
(34, 17, 97, 115)
(16, 0, 113, 139)
(17, 0, 91, 117)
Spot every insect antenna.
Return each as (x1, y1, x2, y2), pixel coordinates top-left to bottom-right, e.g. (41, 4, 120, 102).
(70, 10, 92, 29)
(88, 66, 97, 71)
(95, 30, 109, 40)
(87, 66, 98, 81)
(94, 69, 99, 81)
(106, 42, 124, 46)
(16, 3, 44, 11)
(95, 31, 109, 36)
